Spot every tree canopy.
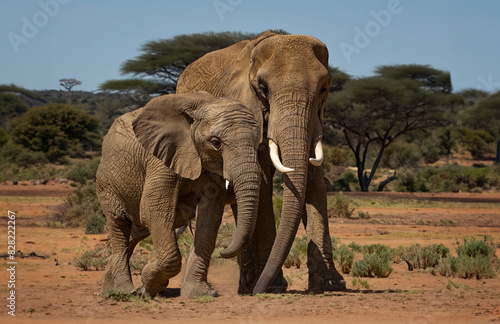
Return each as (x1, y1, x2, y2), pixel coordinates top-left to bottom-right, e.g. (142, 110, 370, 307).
(59, 78, 82, 92)
(325, 64, 460, 191)
(9, 103, 101, 162)
(100, 31, 258, 95)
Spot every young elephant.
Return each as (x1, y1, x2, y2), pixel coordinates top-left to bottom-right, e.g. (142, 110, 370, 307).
(96, 92, 262, 298)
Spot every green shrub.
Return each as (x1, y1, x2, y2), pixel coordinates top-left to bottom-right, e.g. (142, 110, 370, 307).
(348, 242, 362, 253)
(381, 142, 422, 169)
(73, 243, 110, 271)
(352, 248, 393, 278)
(328, 193, 355, 218)
(333, 244, 354, 274)
(52, 182, 103, 228)
(85, 213, 106, 234)
(404, 244, 449, 269)
(435, 236, 497, 279)
(177, 232, 193, 260)
(284, 235, 308, 269)
(66, 158, 100, 185)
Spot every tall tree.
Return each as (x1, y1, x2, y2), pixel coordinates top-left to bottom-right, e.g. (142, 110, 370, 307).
(59, 78, 82, 92)
(464, 91, 500, 163)
(100, 31, 257, 95)
(325, 65, 459, 191)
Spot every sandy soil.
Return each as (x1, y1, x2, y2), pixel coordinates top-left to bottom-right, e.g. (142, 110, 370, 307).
(1, 181, 499, 323)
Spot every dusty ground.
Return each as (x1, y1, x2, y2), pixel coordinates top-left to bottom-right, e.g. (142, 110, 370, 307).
(1, 181, 499, 323)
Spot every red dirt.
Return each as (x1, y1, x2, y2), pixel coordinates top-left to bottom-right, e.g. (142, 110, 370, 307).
(1, 182, 499, 323)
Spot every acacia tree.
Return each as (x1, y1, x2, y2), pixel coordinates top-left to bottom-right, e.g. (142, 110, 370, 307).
(99, 31, 257, 95)
(325, 65, 459, 191)
(59, 78, 82, 92)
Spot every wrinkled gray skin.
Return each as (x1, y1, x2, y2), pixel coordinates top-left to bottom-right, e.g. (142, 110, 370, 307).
(96, 92, 262, 298)
(177, 31, 346, 294)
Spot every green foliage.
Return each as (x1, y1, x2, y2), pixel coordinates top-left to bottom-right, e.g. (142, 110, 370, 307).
(177, 232, 193, 260)
(404, 244, 449, 269)
(351, 277, 370, 289)
(85, 213, 106, 234)
(66, 158, 100, 185)
(333, 244, 355, 274)
(352, 247, 393, 278)
(52, 182, 103, 228)
(395, 165, 500, 193)
(381, 141, 422, 169)
(102, 31, 257, 95)
(0, 141, 48, 168)
(435, 236, 497, 279)
(454, 127, 495, 159)
(325, 64, 454, 191)
(284, 235, 308, 269)
(327, 193, 355, 218)
(0, 92, 29, 128)
(73, 243, 110, 271)
(9, 103, 101, 162)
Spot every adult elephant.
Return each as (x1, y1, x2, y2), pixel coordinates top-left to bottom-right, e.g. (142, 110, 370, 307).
(96, 92, 262, 298)
(177, 31, 346, 294)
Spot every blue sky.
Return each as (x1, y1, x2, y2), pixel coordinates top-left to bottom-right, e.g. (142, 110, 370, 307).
(1, 0, 499, 93)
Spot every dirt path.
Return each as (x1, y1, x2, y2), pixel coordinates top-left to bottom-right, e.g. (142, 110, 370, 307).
(1, 183, 499, 323)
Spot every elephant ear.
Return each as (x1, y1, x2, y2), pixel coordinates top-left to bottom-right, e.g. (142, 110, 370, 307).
(132, 92, 213, 180)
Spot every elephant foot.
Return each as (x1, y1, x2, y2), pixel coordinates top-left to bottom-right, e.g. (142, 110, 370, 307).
(307, 268, 346, 294)
(136, 280, 169, 298)
(181, 281, 219, 299)
(100, 268, 136, 297)
(266, 269, 288, 293)
(324, 269, 347, 292)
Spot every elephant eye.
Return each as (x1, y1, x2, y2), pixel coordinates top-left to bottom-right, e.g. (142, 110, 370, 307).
(259, 84, 269, 98)
(320, 86, 328, 93)
(211, 138, 222, 150)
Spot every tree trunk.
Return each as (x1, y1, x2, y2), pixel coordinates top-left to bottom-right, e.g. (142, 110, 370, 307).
(377, 170, 398, 191)
(495, 139, 500, 164)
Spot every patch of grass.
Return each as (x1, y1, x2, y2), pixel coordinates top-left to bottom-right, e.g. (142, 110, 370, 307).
(333, 244, 354, 274)
(404, 244, 450, 270)
(439, 219, 456, 227)
(177, 232, 193, 260)
(73, 244, 110, 271)
(284, 235, 308, 269)
(351, 277, 370, 289)
(436, 236, 497, 280)
(327, 193, 355, 218)
(357, 210, 371, 219)
(446, 279, 461, 290)
(352, 247, 393, 278)
(194, 294, 217, 304)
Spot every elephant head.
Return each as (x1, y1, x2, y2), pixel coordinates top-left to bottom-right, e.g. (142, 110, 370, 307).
(132, 92, 263, 257)
(178, 32, 332, 293)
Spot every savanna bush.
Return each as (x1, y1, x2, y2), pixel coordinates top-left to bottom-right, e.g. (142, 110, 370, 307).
(435, 236, 497, 279)
(284, 235, 308, 269)
(404, 244, 450, 269)
(352, 247, 393, 278)
(327, 193, 355, 218)
(333, 244, 355, 274)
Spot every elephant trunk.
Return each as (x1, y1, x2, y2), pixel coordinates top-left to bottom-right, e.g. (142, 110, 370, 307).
(220, 159, 260, 259)
(253, 115, 311, 294)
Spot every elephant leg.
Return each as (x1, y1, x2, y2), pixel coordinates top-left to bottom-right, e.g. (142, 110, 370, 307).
(181, 176, 225, 299)
(304, 165, 346, 293)
(127, 224, 150, 260)
(100, 200, 136, 296)
(139, 175, 181, 298)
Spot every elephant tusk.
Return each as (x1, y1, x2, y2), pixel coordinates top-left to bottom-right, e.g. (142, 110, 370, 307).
(225, 180, 229, 190)
(269, 140, 294, 173)
(309, 140, 323, 166)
